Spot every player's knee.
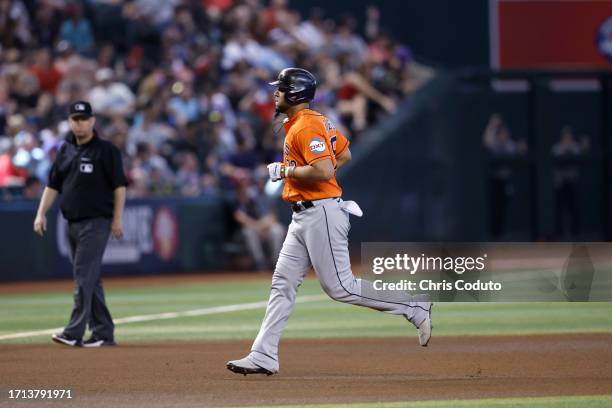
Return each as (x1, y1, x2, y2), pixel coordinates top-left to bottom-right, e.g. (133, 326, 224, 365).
(321, 283, 350, 302)
(271, 272, 299, 299)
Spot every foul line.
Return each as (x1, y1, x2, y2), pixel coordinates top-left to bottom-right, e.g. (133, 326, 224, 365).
(0, 294, 327, 341)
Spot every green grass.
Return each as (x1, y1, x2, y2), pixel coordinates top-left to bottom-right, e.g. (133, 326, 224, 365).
(253, 395, 612, 408)
(0, 278, 611, 344)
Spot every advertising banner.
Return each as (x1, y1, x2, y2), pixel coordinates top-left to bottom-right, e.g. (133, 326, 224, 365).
(491, 0, 612, 69)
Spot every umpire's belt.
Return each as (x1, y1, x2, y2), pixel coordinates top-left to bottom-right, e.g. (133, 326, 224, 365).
(291, 198, 339, 213)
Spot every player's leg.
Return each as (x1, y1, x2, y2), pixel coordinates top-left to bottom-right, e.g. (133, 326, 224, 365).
(266, 221, 285, 265)
(228, 220, 311, 374)
(305, 201, 431, 341)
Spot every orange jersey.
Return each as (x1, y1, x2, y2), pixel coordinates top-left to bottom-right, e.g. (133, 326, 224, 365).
(282, 109, 349, 202)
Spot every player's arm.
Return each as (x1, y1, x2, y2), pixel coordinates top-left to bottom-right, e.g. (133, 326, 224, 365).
(289, 158, 335, 181)
(267, 158, 335, 182)
(333, 132, 351, 169)
(268, 126, 337, 182)
(336, 147, 351, 169)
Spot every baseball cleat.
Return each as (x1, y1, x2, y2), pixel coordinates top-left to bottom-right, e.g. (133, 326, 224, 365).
(416, 302, 433, 347)
(51, 333, 82, 347)
(416, 305, 432, 347)
(82, 337, 117, 347)
(226, 357, 275, 376)
(405, 301, 433, 347)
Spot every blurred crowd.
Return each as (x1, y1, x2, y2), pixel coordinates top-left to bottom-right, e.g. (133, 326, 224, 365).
(0, 0, 433, 202)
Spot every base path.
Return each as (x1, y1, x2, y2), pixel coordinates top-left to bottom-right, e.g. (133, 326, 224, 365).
(1, 334, 611, 408)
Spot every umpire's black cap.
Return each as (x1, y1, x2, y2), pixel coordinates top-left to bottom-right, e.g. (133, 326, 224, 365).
(69, 101, 93, 119)
(269, 68, 317, 105)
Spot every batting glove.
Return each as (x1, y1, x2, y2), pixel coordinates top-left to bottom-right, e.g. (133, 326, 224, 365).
(267, 162, 284, 182)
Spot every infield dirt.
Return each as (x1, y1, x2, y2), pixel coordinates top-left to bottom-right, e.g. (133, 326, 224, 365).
(1, 334, 611, 407)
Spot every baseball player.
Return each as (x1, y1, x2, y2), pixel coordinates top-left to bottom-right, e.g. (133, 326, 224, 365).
(226, 68, 432, 376)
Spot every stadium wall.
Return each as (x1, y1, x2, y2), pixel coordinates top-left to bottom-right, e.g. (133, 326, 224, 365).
(0, 197, 225, 281)
(340, 72, 611, 244)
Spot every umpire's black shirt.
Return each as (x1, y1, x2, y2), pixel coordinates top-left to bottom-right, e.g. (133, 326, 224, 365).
(48, 131, 128, 222)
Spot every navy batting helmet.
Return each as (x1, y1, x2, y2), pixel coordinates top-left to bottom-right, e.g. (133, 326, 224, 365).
(268, 68, 317, 105)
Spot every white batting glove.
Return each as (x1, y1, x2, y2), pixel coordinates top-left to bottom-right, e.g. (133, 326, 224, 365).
(267, 162, 283, 182)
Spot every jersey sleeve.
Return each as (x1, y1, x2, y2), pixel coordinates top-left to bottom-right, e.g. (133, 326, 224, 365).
(104, 145, 129, 189)
(47, 146, 65, 192)
(334, 131, 350, 157)
(295, 125, 332, 165)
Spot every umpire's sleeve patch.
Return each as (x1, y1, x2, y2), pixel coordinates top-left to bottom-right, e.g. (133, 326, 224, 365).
(309, 138, 326, 154)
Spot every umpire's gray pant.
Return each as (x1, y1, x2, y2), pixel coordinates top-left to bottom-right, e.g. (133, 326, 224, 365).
(63, 217, 114, 341)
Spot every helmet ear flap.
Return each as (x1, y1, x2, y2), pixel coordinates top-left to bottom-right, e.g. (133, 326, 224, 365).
(284, 90, 297, 105)
(284, 87, 308, 105)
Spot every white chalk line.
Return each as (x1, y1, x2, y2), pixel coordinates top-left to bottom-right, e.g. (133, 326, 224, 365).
(0, 294, 328, 341)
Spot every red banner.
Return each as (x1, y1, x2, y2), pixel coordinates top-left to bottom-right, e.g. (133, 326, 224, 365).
(491, 0, 612, 69)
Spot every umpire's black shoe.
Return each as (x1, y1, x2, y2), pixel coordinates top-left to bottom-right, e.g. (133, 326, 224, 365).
(51, 333, 82, 347)
(82, 337, 117, 348)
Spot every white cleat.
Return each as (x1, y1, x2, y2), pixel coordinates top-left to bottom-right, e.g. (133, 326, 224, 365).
(416, 306, 432, 347)
(226, 357, 276, 376)
(406, 301, 433, 347)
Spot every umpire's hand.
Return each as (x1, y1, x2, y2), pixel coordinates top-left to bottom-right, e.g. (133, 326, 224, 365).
(33, 214, 47, 236)
(111, 218, 123, 240)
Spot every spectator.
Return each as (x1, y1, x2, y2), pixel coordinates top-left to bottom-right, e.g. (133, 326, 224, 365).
(88, 68, 136, 119)
(552, 126, 590, 240)
(0, 0, 31, 48)
(127, 102, 175, 155)
(483, 113, 527, 240)
(0, 136, 27, 187)
(167, 81, 200, 126)
(35, 138, 61, 184)
(59, 4, 94, 55)
(175, 151, 201, 196)
(30, 48, 63, 94)
(129, 142, 174, 198)
(222, 30, 265, 70)
(32, 1, 61, 48)
(22, 175, 42, 200)
(232, 172, 285, 270)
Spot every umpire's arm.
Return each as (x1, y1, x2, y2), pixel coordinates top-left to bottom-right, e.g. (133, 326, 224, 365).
(111, 186, 126, 240)
(35, 149, 64, 237)
(106, 143, 128, 240)
(34, 187, 59, 236)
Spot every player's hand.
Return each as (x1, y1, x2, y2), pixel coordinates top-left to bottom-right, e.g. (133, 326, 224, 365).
(33, 214, 47, 237)
(267, 162, 283, 182)
(111, 218, 123, 240)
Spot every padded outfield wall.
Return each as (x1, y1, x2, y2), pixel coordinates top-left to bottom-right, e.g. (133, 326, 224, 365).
(0, 196, 225, 281)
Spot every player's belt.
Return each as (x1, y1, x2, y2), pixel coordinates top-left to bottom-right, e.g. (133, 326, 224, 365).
(291, 201, 315, 213)
(291, 198, 339, 213)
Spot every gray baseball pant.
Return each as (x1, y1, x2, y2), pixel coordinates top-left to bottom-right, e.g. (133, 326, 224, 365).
(248, 198, 428, 372)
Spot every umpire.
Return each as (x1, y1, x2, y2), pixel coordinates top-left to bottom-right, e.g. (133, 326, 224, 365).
(33, 101, 127, 347)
